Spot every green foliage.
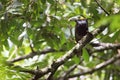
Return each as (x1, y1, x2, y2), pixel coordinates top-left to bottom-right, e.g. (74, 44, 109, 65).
(0, 0, 120, 80)
(82, 48, 89, 62)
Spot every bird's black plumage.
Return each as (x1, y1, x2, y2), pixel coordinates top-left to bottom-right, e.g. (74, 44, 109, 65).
(75, 19, 88, 57)
(75, 19, 88, 42)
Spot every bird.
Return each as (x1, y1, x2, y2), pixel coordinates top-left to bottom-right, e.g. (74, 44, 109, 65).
(69, 16, 88, 57)
(75, 18, 88, 42)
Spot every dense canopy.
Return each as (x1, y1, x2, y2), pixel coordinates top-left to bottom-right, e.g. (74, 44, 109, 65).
(0, 0, 120, 80)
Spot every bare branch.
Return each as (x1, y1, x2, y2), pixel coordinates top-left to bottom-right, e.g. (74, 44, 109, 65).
(89, 42, 120, 53)
(20, 67, 51, 79)
(58, 64, 77, 80)
(94, 0, 110, 16)
(68, 53, 120, 78)
(8, 48, 56, 63)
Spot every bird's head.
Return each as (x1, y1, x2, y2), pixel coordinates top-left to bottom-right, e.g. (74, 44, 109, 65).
(68, 16, 86, 22)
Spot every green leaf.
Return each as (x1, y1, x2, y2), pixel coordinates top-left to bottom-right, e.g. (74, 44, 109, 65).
(41, 0, 46, 4)
(47, 0, 54, 4)
(72, 56, 80, 64)
(64, 60, 75, 68)
(101, 29, 120, 43)
(82, 48, 89, 62)
(110, 29, 120, 42)
(110, 15, 120, 32)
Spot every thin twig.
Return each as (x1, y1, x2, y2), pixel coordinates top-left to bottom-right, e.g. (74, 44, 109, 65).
(31, 66, 41, 80)
(94, 0, 110, 16)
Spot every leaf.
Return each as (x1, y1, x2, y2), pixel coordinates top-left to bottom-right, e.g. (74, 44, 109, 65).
(101, 29, 120, 43)
(47, 0, 54, 4)
(72, 56, 80, 64)
(64, 60, 75, 68)
(82, 48, 89, 62)
(110, 29, 120, 42)
(41, 0, 46, 4)
(110, 15, 120, 32)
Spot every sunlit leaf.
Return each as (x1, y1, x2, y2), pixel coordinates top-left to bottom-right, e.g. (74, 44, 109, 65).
(82, 48, 89, 62)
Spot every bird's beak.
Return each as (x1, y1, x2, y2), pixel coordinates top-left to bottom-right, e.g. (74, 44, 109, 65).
(68, 16, 80, 21)
(68, 16, 85, 21)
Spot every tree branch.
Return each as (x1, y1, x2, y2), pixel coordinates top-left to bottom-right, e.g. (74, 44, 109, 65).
(8, 48, 56, 63)
(20, 66, 51, 79)
(89, 42, 120, 53)
(58, 64, 77, 80)
(94, 0, 110, 16)
(68, 53, 120, 78)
